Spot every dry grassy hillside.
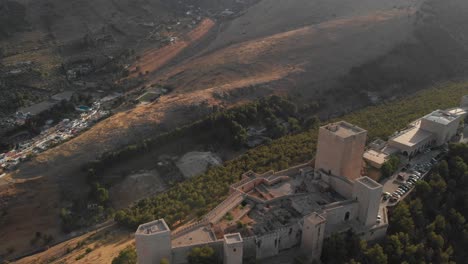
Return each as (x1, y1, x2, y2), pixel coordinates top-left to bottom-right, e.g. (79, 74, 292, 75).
(159, 8, 417, 96)
(204, 0, 422, 51)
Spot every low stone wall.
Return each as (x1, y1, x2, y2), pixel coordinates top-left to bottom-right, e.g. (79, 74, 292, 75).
(271, 163, 311, 177)
(171, 219, 209, 239)
(205, 191, 244, 224)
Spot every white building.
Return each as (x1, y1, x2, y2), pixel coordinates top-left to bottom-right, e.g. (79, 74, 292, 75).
(365, 97, 468, 168)
(420, 110, 462, 146)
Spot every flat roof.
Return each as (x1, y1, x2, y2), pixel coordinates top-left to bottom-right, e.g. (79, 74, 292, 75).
(172, 226, 215, 247)
(356, 176, 382, 189)
(423, 110, 459, 125)
(136, 219, 169, 235)
(447, 107, 467, 117)
(363, 149, 389, 166)
(224, 233, 243, 244)
(322, 121, 367, 138)
(390, 126, 433, 147)
(306, 212, 327, 224)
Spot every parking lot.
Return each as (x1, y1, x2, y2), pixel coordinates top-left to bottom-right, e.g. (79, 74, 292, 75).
(380, 148, 445, 206)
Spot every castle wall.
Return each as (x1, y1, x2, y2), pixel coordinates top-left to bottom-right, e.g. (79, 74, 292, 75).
(320, 172, 354, 199)
(255, 232, 280, 259)
(242, 236, 257, 260)
(323, 200, 359, 228)
(360, 224, 388, 241)
(277, 223, 302, 250)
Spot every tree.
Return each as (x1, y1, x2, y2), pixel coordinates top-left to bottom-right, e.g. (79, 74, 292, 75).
(112, 246, 137, 264)
(389, 202, 414, 234)
(188, 246, 217, 264)
(90, 183, 109, 204)
(288, 117, 301, 132)
(438, 160, 449, 179)
(364, 244, 388, 264)
(381, 155, 400, 179)
(384, 233, 406, 263)
(321, 233, 348, 263)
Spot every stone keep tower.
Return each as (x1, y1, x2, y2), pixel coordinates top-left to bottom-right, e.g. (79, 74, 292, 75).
(353, 177, 383, 227)
(301, 212, 326, 261)
(223, 233, 243, 264)
(135, 219, 172, 264)
(315, 121, 367, 181)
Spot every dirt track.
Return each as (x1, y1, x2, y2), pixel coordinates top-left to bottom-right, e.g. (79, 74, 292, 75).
(129, 19, 216, 78)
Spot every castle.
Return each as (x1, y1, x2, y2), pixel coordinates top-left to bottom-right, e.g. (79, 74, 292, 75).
(135, 121, 388, 264)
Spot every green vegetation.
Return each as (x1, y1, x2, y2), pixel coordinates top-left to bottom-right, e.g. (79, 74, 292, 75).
(112, 82, 468, 230)
(321, 230, 386, 264)
(112, 246, 137, 264)
(224, 212, 234, 221)
(59, 180, 113, 232)
(381, 155, 400, 179)
(188, 246, 218, 264)
(321, 142, 468, 263)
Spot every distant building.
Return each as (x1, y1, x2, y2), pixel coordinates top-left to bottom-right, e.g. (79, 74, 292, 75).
(388, 110, 462, 157)
(16, 91, 75, 118)
(388, 123, 434, 157)
(365, 96, 468, 168)
(420, 110, 462, 146)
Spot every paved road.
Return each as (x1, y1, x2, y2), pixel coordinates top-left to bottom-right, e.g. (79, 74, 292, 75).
(380, 149, 442, 206)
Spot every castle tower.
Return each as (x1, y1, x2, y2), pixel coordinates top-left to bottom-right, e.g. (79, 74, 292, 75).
(223, 233, 243, 264)
(315, 121, 367, 181)
(135, 219, 172, 264)
(352, 177, 383, 227)
(301, 212, 326, 261)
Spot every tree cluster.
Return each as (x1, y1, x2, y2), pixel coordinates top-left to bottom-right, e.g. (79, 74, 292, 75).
(381, 155, 400, 179)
